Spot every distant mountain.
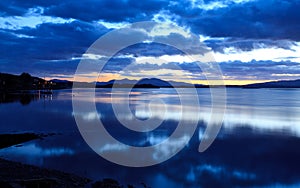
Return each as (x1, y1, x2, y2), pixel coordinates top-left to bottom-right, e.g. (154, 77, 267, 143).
(244, 79, 300, 88)
(50, 79, 70, 83)
(96, 78, 135, 87)
(96, 78, 199, 88)
(138, 78, 172, 87)
(4, 72, 300, 90)
(50, 79, 73, 89)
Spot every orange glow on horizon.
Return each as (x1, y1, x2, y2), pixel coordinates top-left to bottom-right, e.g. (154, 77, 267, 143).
(46, 75, 274, 86)
(97, 73, 121, 82)
(189, 79, 275, 86)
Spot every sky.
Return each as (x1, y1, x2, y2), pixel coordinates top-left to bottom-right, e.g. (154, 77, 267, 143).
(1, 0, 300, 85)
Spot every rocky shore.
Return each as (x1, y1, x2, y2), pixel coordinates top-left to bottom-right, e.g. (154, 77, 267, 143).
(0, 158, 91, 187)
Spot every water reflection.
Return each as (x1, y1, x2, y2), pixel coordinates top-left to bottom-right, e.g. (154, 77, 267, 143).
(1, 143, 74, 158)
(0, 92, 53, 105)
(0, 93, 36, 105)
(73, 88, 300, 136)
(0, 88, 300, 187)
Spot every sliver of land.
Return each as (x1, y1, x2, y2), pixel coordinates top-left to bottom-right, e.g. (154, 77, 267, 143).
(0, 158, 91, 188)
(0, 133, 40, 149)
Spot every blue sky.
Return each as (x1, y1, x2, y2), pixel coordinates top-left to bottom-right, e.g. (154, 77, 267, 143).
(1, 0, 300, 84)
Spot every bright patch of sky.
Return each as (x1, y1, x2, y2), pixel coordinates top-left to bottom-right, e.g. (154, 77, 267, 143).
(11, 33, 35, 38)
(190, 0, 256, 10)
(152, 10, 179, 24)
(146, 22, 191, 38)
(192, 0, 227, 10)
(135, 53, 214, 65)
(214, 42, 300, 63)
(96, 20, 130, 29)
(81, 53, 106, 60)
(199, 34, 228, 42)
(119, 68, 190, 79)
(271, 74, 300, 77)
(0, 7, 74, 30)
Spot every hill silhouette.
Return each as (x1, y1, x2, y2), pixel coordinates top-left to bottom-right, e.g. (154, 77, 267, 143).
(2, 72, 300, 90)
(243, 79, 300, 88)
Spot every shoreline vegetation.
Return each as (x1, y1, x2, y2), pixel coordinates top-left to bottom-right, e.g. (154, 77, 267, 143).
(1, 72, 300, 93)
(0, 133, 148, 188)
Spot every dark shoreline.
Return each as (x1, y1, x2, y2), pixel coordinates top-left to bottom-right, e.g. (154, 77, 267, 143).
(0, 158, 91, 187)
(0, 133, 41, 149)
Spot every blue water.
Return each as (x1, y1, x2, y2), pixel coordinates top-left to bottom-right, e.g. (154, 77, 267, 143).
(0, 88, 300, 187)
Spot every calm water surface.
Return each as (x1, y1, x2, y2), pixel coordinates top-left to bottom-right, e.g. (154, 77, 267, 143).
(0, 88, 300, 187)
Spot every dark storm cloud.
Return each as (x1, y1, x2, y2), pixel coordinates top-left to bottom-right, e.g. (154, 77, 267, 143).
(220, 60, 300, 80)
(28, 59, 80, 76)
(44, 0, 169, 22)
(0, 0, 169, 22)
(0, 0, 62, 16)
(108, 61, 202, 73)
(0, 20, 109, 75)
(103, 57, 134, 72)
(2, 0, 300, 40)
(117, 43, 184, 57)
(173, 0, 300, 40)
